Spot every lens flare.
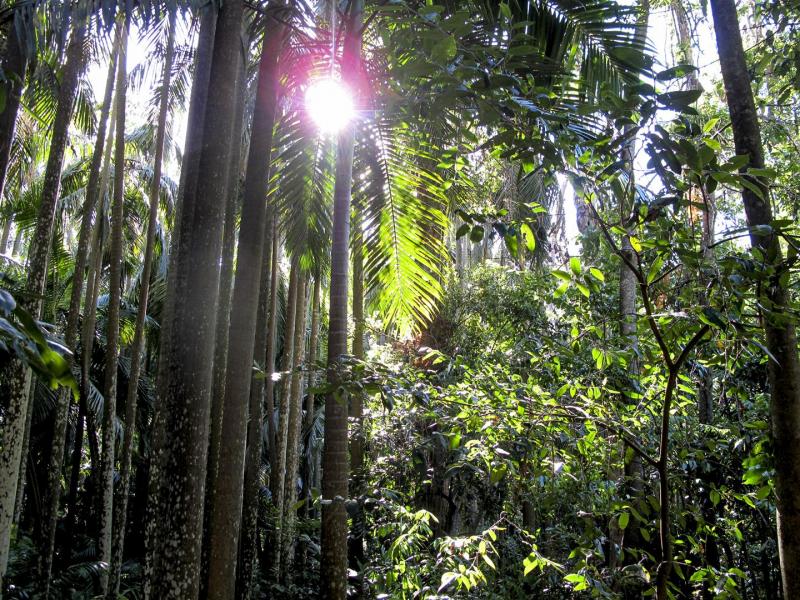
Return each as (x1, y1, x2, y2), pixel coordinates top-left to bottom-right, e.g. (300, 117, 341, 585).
(305, 78, 355, 133)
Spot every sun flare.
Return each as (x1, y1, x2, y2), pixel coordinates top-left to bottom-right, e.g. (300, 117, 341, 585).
(304, 78, 355, 134)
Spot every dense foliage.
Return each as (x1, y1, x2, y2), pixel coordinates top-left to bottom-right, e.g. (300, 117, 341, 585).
(0, 0, 798, 598)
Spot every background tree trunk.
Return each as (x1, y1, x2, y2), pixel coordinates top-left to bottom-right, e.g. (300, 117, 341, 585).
(0, 20, 27, 201)
(273, 256, 299, 579)
(109, 12, 174, 596)
(281, 274, 309, 579)
(39, 20, 120, 589)
(238, 211, 275, 599)
(0, 20, 87, 586)
(99, 19, 128, 593)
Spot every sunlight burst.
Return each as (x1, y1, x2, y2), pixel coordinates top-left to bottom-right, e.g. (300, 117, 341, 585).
(305, 78, 355, 134)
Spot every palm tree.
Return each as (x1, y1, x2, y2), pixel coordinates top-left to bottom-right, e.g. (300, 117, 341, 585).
(0, 19, 28, 202)
(147, 0, 247, 596)
(206, 8, 286, 596)
(99, 16, 128, 593)
(321, 0, 363, 596)
(38, 19, 121, 589)
(109, 8, 176, 596)
(0, 13, 87, 584)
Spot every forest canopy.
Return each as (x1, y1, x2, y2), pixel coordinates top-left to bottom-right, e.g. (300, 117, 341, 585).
(0, 0, 799, 598)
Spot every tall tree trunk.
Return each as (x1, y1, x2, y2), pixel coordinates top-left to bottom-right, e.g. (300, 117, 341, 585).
(147, 0, 245, 596)
(108, 13, 174, 596)
(321, 2, 363, 596)
(349, 201, 366, 576)
(238, 211, 275, 599)
(205, 15, 283, 598)
(0, 18, 27, 201)
(302, 275, 321, 517)
(264, 226, 281, 488)
(143, 6, 217, 595)
(65, 112, 117, 564)
(99, 20, 128, 593)
(206, 20, 251, 503)
(0, 220, 10, 253)
(280, 273, 309, 579)
(39, 22, 121, 589)
(273, 256, 300, 579)
(0, 19, 87, 586)
(711, 1, 800, 596)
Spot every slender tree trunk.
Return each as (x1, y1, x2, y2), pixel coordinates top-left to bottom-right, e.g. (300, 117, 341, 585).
(65, 122, 116, 563)
(143, 6, 217, 596)
(238, 211, 275, 599)
(108, 13, 174, 596)
(711, 1, 800, 596)
(281, 274, 309, 579)
(0, 220, 10, 253)
(39, 22, 121, 589)
(302, 275, 321, 519)
(349, 201, 366, 575)
(0, 19, 27, 201)
(205, 15, 284, 598)
(0, 20, 87, 586)
(148, 0, 245, 595)
(264, 226, 281, 487)
(274, 256, 300, 579)
(99, 20, 128, 593)
(321, 3, 363, 596)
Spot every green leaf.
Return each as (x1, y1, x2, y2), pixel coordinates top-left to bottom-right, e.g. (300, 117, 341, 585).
(520, 223, 536, 252)
(647, 254, 665, 284)
(432, 35, 457, 62)
(569, 256, 581, 276)
(618, 512, 629, 529)
(657, 89, 702, 109)
(552, 269, 571, 282)
(655, 64, 698, 81)
(589, 267, 604, 282)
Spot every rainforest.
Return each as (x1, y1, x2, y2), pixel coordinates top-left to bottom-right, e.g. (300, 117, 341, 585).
(0, 0, 798, 598)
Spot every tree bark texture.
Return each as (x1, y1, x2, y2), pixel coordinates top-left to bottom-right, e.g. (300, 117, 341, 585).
(148, 0, 245, 596)
(0, 20, 87, 586)
(711, 1, 800, 596)
(205, 14, 284, 598)
(321, 2, 362, 596)
(99, 20, 128, 593)
(109, 13, 174, 596)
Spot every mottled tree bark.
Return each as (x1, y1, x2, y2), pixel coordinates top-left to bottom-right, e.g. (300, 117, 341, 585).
(99, 20, 128, 594)
(39, 21, 120, 589)
(711, 1, 800, 596)
(0, 18, 28, 201)
(147, 0, 245, 596)
(0, 20, 87, 586)
(108, 13, 174, 597)
(281, 274, 309, 579)
(143, 6, 217, 596)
